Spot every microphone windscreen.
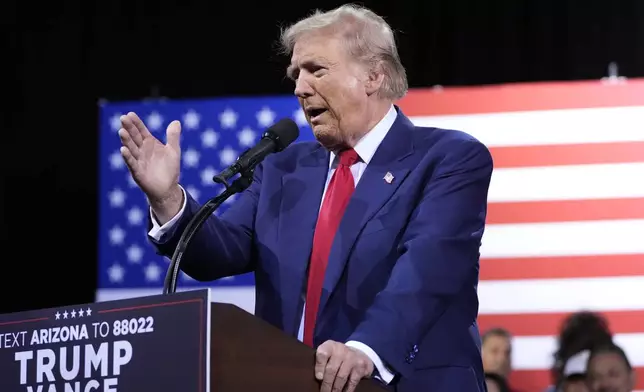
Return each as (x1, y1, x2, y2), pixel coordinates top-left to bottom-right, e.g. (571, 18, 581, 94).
(268, 118, 300, 150)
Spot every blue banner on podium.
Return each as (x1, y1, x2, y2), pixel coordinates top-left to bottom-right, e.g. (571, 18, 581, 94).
(0, 289, 211, 392)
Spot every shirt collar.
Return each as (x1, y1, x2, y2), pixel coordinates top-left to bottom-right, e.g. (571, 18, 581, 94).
(329, 104, 397, 167)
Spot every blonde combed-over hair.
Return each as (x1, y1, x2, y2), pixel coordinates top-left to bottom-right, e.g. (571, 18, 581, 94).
(280, 4, 408, 100)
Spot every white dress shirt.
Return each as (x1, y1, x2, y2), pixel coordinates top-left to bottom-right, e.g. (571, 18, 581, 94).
(149, 105, 398, 383)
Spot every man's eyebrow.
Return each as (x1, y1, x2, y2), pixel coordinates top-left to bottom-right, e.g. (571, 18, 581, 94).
(286, 58, 331, 79)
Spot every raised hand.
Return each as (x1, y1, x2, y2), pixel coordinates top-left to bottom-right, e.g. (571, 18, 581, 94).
(118, 112, 183, 223)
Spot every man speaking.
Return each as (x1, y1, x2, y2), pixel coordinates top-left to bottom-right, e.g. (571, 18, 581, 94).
(118, 4, 493, 392)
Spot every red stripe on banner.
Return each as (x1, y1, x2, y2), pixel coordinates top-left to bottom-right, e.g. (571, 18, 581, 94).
(490, 141, 644, 168)
(480, 254, 644, 281)
(486, 198, 644, 224)
(508, 367, 644, 392)
(478, 310, 644, 337)
(396, 79, 644, 116)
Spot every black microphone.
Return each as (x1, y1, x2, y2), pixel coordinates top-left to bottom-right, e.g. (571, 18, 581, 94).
(213, 118, 300, 188)
(162, 117, 300, 295)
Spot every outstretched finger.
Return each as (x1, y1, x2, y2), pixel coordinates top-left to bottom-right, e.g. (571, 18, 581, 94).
(118, 128, 140, 159)
(120, 146, 139, 174)
(127, 112, 153, 140)
(120, 115, 143, 147)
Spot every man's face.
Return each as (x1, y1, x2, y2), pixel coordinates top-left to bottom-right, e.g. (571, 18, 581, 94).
(482, 335, 512, 378)
(288, 32, 377, 150)
(587, 352, 634, 392)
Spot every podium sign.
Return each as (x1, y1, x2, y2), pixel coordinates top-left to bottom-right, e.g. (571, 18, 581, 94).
(0, 289, 211, 392)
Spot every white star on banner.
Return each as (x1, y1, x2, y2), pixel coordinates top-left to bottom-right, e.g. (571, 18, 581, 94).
(108, 188, 126, 208)
(186, 185, 200, 201)
(147, 112, 163, 131)
(55, 312, 60, 320)
(127, 207, 144, 225)
(71, 309, 76, 318)
(257, 107, 275, 128)
(144, 263, 162, 282)
(86, 308, 92, 316)
(63, 311, 68, 319)
(108, 264, 125, 283)
(219, 108, 238, 128)
(293, 108, 308, 126)
(219, 146, 238, 166)
(78, 309, 85, 317)
(109, 226, 125, 245)
(237, 127, 256, 147)
(200, 167, 217, 186)
(201, 128, 219, 148)
(110, 113, 122, 131)
(183, 109, 200, 130)
(126, 244, 143, 263)
(110, 151, 125, 170)
(183, 148, 200, 168)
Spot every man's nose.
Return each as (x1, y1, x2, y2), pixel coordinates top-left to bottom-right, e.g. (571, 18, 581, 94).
(294, 76, 314, 98)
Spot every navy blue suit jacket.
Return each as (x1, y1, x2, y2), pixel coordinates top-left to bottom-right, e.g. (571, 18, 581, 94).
(149, 109, 493, 392)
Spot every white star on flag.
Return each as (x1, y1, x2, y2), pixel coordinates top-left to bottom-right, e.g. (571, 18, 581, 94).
(219, 147, 238, 166)
(237, 127, 256, 147)
(147, 112, 163, 131)
(127, 207, 143, 225)
(293, 108, 308, 126)
(183, 148, 200, 168)
(108, 264, 125, 283)
(201, 129, 219, 148)
(183, 109, 201, 130)
(108, 226, 125, 245)
(186, 185, 200, 201)
(110, 151, 124, 170)
(219, 108, 238, 128)
(257, 107, 276, 128)
(144, 263, 162, 282)
(110, 113, 122, 131)
(200, 166, 217, 186)
(108, 188, 126, 208)
(126, 244, 143, 263)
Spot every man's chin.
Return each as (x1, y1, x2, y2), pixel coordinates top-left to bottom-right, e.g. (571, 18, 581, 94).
(313, 127, 343, 151)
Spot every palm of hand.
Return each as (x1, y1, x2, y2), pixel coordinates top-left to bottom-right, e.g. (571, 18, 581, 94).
(133, 136, 180, 198)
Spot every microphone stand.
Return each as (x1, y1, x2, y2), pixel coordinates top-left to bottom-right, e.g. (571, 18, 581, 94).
(162, 168, 255, 295)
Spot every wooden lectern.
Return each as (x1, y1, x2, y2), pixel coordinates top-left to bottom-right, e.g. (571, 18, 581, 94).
(0, 288, 386, 392)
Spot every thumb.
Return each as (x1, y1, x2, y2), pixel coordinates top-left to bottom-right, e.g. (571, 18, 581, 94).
(165, 120, 182, 151)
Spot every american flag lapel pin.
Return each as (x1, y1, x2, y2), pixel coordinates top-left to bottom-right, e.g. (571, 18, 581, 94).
(384, 172, 394, 184)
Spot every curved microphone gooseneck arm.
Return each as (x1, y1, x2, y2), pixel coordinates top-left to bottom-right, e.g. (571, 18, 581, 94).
(162, 169, 255, 295)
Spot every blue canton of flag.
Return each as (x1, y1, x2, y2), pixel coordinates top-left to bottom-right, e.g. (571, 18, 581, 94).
(98, 95, 314, 300)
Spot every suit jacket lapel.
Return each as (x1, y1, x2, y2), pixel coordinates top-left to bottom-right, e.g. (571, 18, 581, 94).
(317, 112, 416, 318)
(277, 144, 329, 336)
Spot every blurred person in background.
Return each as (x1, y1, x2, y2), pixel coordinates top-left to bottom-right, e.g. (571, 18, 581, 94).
(545, 311, 613, 392)
(482, 327, 513, 379)
(558, 350, 591, 392)
(586, 343, 635, 392)
(486, 372, 511, 392)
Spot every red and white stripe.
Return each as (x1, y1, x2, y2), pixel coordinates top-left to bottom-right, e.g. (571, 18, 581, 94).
(398, 79, 644, 392)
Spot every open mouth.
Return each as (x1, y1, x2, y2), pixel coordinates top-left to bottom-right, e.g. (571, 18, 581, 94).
(306, 108, 327, 122)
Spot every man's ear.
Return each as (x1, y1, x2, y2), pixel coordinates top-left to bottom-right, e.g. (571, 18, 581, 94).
(365, 63, 386, 96)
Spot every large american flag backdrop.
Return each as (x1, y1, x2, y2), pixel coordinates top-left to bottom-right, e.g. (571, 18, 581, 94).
(98, 80, 644, 392)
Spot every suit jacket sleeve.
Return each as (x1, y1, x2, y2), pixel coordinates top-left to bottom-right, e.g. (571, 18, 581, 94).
(347, 137, 493, 379)
(146, 163, 265, 280)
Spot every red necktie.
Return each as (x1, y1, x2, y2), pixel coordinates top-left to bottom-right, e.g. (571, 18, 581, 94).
(303, 148, 359, 347)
